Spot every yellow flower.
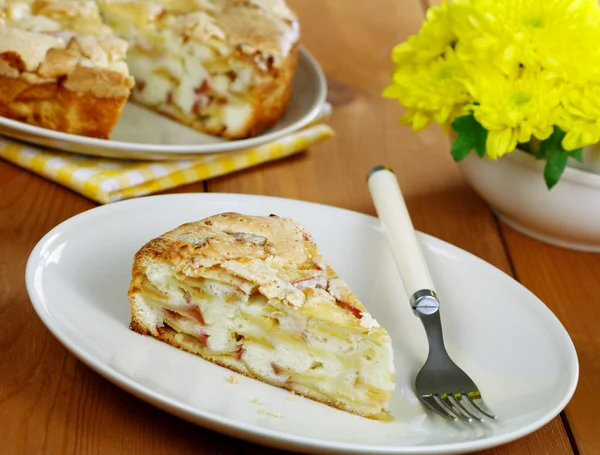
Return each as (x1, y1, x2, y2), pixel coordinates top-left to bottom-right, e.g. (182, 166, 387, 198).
(465, 66, 562, 158)
(391, 2, 457, 67)
(383, 47, 471, 131)
(558, 84, 600, 150)
(383, 0, 600, 162)
(462, 0, 600, 82)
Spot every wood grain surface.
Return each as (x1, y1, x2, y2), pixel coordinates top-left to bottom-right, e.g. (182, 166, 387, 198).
(0, 0, 589, 454)
(500, 226, 600, 455)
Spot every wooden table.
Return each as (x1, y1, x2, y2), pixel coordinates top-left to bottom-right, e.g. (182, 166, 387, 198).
(1, 1, 599, 454)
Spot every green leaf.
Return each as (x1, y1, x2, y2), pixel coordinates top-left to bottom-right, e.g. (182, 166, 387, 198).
(544, 147, 569, 189)
(450, 133, 475, 161)
(569, 148, 583, 163)
(537, 127, 574, 189)
(450, 114, 487, 161)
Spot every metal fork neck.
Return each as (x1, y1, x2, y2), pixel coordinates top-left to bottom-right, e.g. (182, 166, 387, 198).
(410, 289, 448, 359)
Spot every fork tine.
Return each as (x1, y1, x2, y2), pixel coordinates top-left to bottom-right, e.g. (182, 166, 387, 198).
(466, 394, 497, 420)
(432, 395, 463, 421)
(459, 396, 488, 421)
(440, 394, 472, 421)
(449, 395, 482, 422)
(421, 395, 458, 421)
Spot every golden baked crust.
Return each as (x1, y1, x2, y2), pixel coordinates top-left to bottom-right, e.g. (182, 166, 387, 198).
(128, 213, 395, 419)
(0, 74, 129, 138)
(0, 0, 134, 138)
(130, 212, 370, 321)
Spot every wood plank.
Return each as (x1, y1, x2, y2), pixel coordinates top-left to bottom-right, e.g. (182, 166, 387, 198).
(205, 0, 572, 454)
(500, 226, 600, 455)
(0, 161, 237, 455)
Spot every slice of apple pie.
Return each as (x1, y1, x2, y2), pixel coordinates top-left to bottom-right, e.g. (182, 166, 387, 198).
(0, 0, 134, 138)
(128, 213, 396, 419)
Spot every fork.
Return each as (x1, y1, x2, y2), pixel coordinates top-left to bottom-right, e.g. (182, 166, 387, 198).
(367, 165, 497, 422)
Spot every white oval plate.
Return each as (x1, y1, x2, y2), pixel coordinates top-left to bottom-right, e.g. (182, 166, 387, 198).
(25, 194, 578, 455)
(0, 47, 326, 160)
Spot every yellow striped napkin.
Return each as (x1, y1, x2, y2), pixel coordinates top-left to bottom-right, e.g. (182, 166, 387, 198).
(0, 103, 333, 204)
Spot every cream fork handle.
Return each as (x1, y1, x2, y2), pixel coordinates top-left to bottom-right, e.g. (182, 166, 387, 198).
(367, 165, 436, 299)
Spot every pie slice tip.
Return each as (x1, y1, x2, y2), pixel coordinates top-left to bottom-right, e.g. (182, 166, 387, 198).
(128, 212, 396, 420)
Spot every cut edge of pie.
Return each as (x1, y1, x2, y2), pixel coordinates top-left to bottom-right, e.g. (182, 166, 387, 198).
(128, 213, 396, 420)
(100, 0, 301, 140)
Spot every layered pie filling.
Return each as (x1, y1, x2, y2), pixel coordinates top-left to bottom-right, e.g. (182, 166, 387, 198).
(125, 42, 255, 136)
(134, 262, 395, 417)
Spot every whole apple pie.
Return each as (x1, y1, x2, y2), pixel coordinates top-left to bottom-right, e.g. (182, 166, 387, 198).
(0, 0, 300, 139)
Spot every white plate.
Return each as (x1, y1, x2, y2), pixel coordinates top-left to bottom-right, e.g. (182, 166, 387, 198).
(0, 47, 326, 160)
(25, 194, 578, 454)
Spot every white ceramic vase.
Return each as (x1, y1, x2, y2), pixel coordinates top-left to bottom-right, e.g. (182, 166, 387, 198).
(458, 148, 600, 252)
